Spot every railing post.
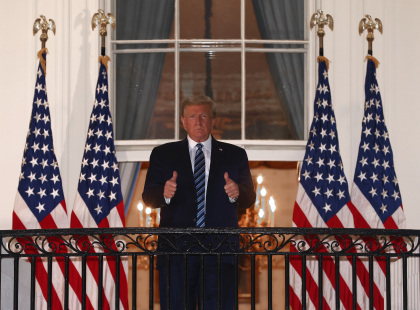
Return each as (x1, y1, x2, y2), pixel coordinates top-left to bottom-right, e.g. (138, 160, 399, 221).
(251, 254, 256, 310)
(285, 255, 290, 310)
(149, 255, 154, 310)
(132, 255, 137, 310)
(268, 254, 272, 310)
(98, 256, 103, 310)
(30, 258, 36, 310)
(13, 257, 18, 310)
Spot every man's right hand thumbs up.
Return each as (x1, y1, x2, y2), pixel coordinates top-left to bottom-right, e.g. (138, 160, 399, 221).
(164, 171, 178, 199)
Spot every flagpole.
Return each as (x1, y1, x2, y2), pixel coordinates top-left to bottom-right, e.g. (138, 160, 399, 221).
(310, 10, 333, 57)
(359, 15, 383, 56)
(92, 9, 116, 57)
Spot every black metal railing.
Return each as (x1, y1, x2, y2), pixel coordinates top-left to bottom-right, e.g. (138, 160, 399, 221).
(1, 227, 419, 310)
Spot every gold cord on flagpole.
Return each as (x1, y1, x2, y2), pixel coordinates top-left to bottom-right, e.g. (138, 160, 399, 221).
(37, 48, 49, 75)
(99, 55, 111, 71)
(310, 10, 334, 57)
(365, 55, 380, 68)
(92, 9, 116, 58)
(317, 56, 330, 71)
(359, 15, 383, 56)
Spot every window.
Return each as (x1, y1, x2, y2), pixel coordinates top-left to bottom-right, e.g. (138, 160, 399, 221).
(110, 0, 311, 162)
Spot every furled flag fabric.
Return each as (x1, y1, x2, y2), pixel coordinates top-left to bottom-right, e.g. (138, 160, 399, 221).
(350, 56, 406, 309)
(70, 56, 128, 310)
(351, 57, 406, 230)
(13, 50, 68, 309)
(289, 58, 380, 310)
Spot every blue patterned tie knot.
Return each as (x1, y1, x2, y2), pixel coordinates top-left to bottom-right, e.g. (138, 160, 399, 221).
(194, 143, 205, 227)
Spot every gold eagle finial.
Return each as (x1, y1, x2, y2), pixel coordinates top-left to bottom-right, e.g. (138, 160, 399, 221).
(310, 10, 333, 56)
(359, 15, 382, 54)
(310, 10, 334, 36)
(92, 9, 116, 38)
(33, 15, 56, 48)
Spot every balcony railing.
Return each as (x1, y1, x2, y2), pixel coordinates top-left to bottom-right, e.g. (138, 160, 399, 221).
(1, 227, 419, 309)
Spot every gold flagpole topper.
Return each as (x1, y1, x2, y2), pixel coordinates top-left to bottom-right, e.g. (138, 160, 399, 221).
(359, 15, 383, 55)
(33, 15, 56, 49)
(92, 9, 116, 56)
(310, 10, 334, 57)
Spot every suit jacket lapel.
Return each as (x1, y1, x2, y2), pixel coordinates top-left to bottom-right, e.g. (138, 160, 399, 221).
(207, 137, 223, 197)
(179, 138, 195, 192)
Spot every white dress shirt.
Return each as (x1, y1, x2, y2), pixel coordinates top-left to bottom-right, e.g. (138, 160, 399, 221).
(164, 136, 212, 208)
(164, 135, 236, 205)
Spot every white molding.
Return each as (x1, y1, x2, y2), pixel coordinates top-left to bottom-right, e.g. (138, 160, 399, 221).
(115, 140, 306, 162)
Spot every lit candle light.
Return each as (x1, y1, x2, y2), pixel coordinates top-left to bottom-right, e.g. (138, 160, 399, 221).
(145, 207, 152, 227)
(259, 186, 267, 225)
(137, 202, 144, 226)
(255, 174, 263, 211)
(269, 196, 276, 227)
(258, 208, 265, 219)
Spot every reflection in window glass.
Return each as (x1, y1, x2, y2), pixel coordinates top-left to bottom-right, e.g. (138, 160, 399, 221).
(116, 53, 175, 140)
(179, 52, 241, 140)
(115, 0, 175, 40)
(245, 52, 304, 140)
(180, 0, 240, 39)
(113, 0, 307, 142)
(246, 0, 305, 40)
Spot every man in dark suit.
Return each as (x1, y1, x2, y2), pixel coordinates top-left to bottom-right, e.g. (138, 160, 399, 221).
(142, 96, 256, 309)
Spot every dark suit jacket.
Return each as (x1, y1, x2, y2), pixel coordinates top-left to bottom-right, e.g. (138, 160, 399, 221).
(142, 136, 256, 228)
(143, 137, 255, 308)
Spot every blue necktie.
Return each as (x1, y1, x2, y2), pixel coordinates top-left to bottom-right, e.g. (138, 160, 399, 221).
(194, 143, 205, 227)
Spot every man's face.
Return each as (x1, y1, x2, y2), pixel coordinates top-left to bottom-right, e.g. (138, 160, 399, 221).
(181, 104, 215, 142)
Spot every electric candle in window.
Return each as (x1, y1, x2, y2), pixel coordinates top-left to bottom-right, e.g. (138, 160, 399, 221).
(255, 174, 263, 212)
(145, 207, 152, 227)
(269, 196, 276, 227)
(137, 201, 144, 226)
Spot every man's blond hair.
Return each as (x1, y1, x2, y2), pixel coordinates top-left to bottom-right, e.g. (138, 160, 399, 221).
(181, 96, 216, 118)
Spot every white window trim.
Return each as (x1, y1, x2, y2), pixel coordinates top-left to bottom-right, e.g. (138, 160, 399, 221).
(109, 0, 318, 163)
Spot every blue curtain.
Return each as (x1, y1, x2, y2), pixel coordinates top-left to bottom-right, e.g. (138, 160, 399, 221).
(116, 0, 174, 214)
(116, 0, 175, 140)
(252, 0, 305, 139)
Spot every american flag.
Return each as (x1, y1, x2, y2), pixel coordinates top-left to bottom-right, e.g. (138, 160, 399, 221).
(290, 58, 380, 309)
(70, 58, 128, 310)
(350, 57, 406, 309)
(13, 52, 68, 309)
(351, 57, 406, 230)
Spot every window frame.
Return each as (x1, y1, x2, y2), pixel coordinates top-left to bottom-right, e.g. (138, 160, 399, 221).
(108, 0, 317, 162)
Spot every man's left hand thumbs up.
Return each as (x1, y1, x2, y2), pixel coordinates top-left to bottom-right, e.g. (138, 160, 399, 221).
(224, 172, 239, 200)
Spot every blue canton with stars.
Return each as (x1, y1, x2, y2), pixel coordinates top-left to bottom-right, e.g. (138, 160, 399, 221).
(18, 54, 66, 222)
(77, 62, 123, 225)
(353, 59, 402, 223)
(300, 60, 350, 223)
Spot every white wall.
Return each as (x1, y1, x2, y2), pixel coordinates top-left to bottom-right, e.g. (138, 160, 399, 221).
(0, 0, 101, 229)
(1, 0, 420, 229)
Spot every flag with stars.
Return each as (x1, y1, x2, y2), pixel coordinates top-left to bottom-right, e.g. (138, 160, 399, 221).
(351, 57, 406, 230)
(13, 52, 68, 309)
(289, 58, 381, 309)
(350, 57, 406, 309)
(70, 58, 128, 310)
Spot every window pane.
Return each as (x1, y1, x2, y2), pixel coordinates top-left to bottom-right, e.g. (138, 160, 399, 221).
(245, 0, 305, 40)
(115, 0, 175, 40)
(180, 0, 240, 39)
(180, 52, 241, 140)
(116, 53, 175, 140)
(245, 52, 304, 140)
